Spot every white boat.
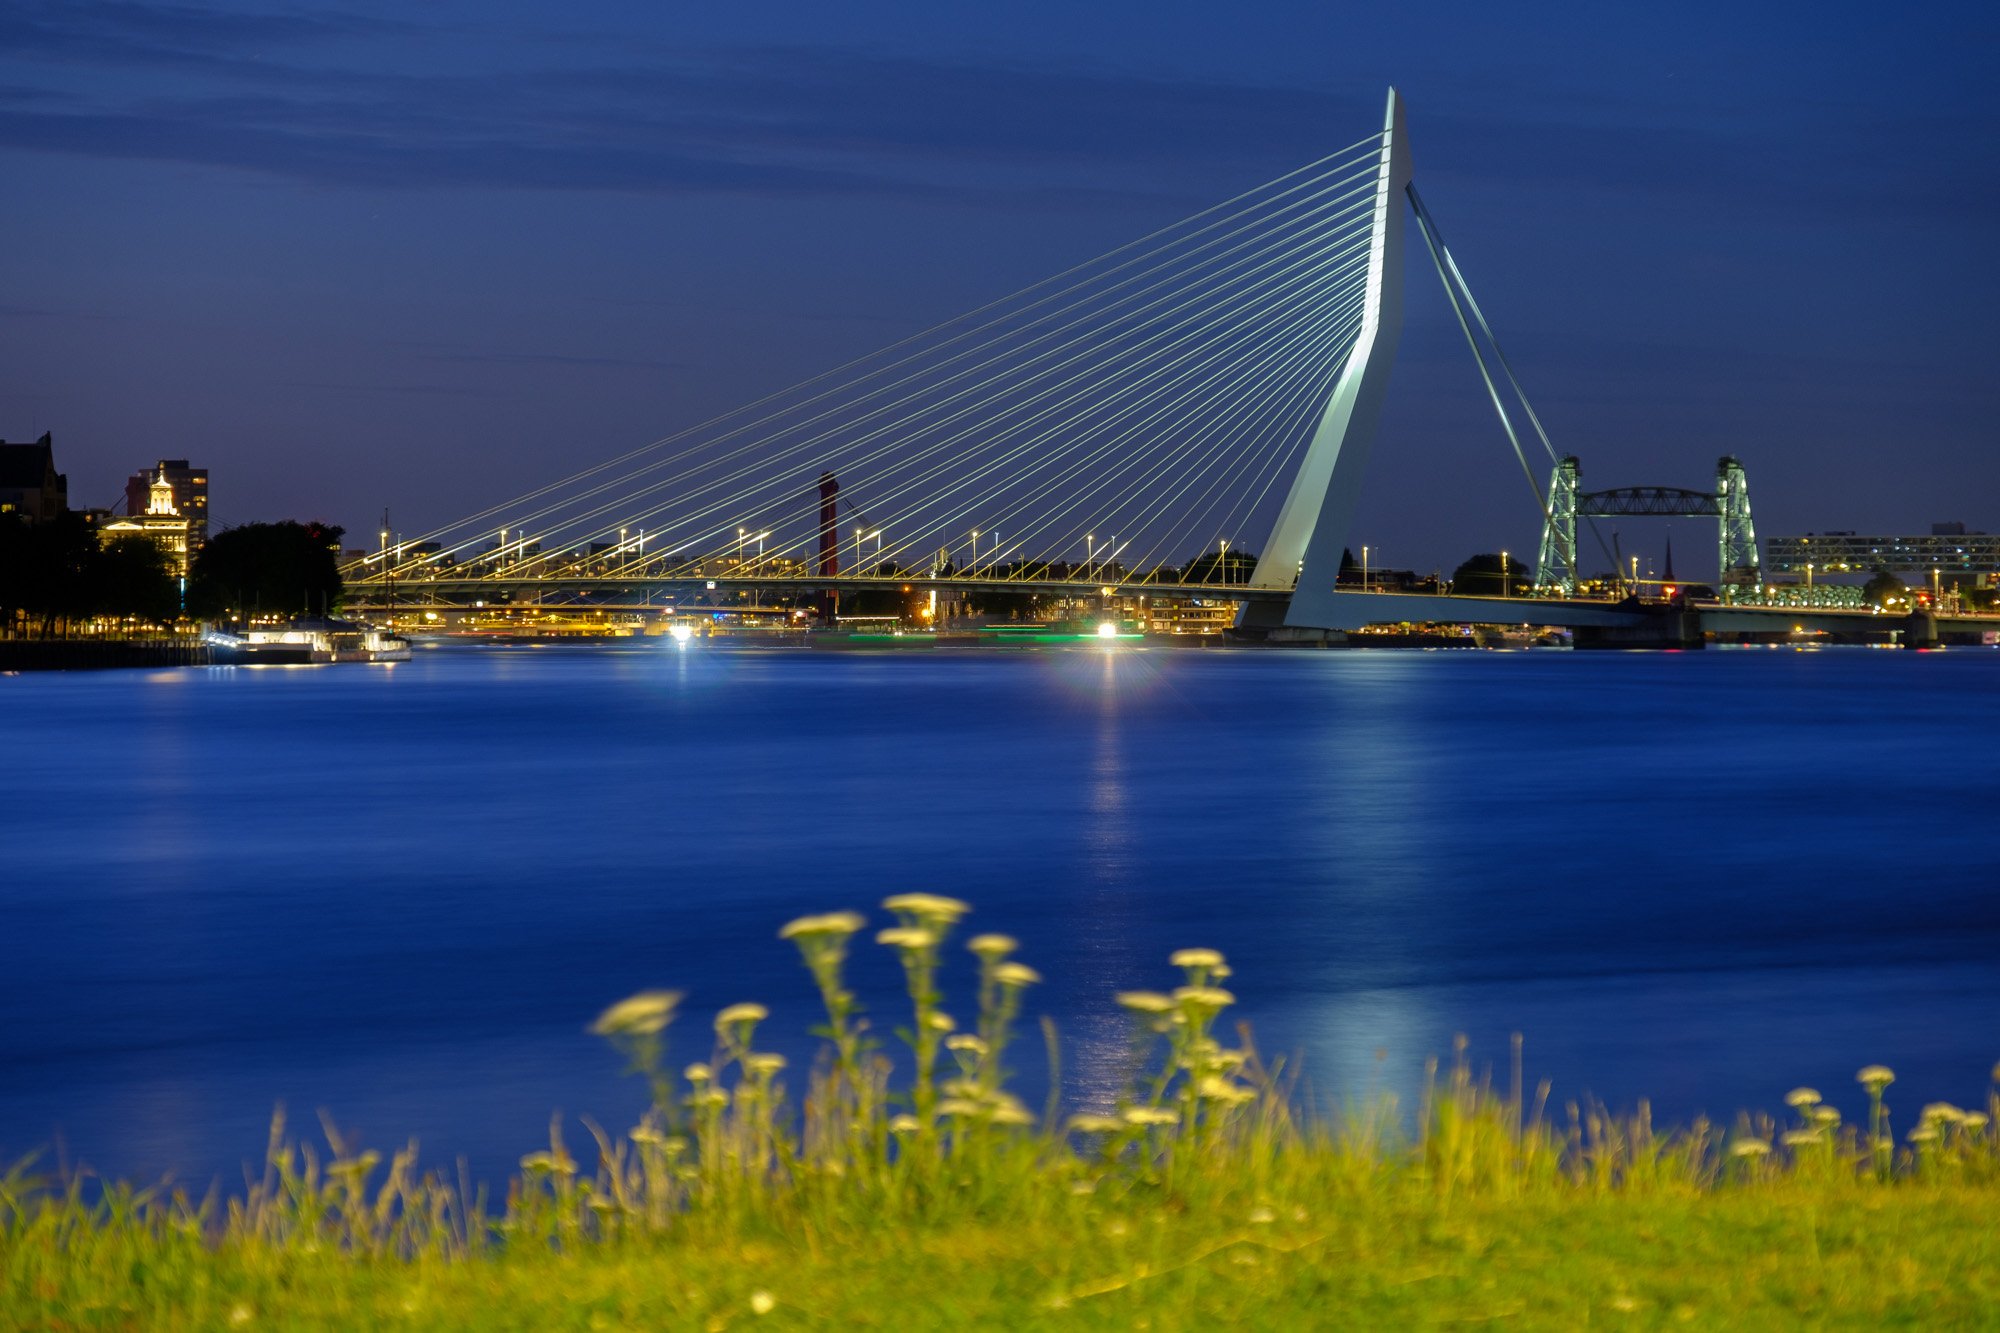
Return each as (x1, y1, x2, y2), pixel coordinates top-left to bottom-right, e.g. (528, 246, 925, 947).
(206, 618, 410, 664)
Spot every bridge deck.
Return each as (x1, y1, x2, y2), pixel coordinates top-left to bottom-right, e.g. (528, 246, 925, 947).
(342, 574, 2000, 637)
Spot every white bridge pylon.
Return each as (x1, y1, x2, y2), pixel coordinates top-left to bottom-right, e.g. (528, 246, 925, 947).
(1244, 87, 1409, 631)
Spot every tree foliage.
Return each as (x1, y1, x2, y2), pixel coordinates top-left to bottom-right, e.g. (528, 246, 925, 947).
(0, 513, 182, 637)
(1449, 552, 1532, 596)
(1180, 548, 1259, 584)
(1863, 570, 1909, 610)
(94, 537, 181, 625)
(189, 521, 346, 620)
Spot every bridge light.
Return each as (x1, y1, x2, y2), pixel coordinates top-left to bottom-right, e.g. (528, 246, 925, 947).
(1097, 622, 1118, 639)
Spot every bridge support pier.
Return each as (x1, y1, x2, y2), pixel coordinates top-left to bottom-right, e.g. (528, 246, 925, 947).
(1262, 626, 1348, 647)
(1900, 610, 1939, 651)
(1571, 608, 1705, 651)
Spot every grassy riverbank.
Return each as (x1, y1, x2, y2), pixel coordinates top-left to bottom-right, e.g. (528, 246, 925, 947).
(7, 898, 1997, 1329)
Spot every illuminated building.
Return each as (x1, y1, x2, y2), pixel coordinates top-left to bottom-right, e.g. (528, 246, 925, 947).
(97, 465, 194, 580)
(124, 459, 208, 549)
(1767, 526, 2000, 578)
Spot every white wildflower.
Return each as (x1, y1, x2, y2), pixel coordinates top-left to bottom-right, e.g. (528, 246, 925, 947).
(1122, 1106, 1179, 1128)
(882, 893, 971, 923)
(779, 911, 865, 940)
(589, 990, 681, 1037)
(714, 1002, 769, 1030)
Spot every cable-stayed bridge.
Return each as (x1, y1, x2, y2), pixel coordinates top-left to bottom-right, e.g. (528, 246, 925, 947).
(344, 91, 1991, 648)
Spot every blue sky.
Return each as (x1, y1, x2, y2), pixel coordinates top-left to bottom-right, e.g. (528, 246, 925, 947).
(2, 0, 1994, 573)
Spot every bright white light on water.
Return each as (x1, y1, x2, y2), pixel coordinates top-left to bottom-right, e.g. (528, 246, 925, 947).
(1097, 622, 1118, 639)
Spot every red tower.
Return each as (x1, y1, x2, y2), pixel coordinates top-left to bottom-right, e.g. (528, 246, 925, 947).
(817, 473, 839, 577)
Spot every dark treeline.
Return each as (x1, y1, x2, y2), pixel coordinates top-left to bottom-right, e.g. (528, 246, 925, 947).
(188, 521, 345, 622)
(0, 513, 178, 638)
(1, 516, 345, 638)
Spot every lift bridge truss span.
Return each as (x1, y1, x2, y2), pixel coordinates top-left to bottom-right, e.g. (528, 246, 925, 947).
(1533, 455, 1760, 597)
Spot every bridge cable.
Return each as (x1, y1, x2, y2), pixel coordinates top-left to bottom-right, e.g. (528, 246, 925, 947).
(830, 238, 1375, 576)
(404, 165, 1384, 577)
(361, 137, 1386, 568)
(599, 202, 1378, 579)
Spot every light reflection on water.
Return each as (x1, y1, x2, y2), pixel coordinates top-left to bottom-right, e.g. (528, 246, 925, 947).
(2, 642, 1998, 1184)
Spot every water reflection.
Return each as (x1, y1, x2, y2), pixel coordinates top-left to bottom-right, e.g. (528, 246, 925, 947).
(3, 644, 1997, 1185)
(1067, 648, 1143, 1105)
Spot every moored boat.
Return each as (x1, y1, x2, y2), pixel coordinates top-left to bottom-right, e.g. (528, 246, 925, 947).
(205, 618, 410, 664)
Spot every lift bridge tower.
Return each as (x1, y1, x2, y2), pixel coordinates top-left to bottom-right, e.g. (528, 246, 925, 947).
(1534, 455, 1760, 595)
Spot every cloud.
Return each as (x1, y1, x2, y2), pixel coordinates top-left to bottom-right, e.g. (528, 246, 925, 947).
(0, 5, 1372, 201)
(0, 1, 412, 72)
(0, 303, 126, 325)
(0, 2, 1991, 222)
(417, 351, 687, 372)
(283, 381, 480, 396)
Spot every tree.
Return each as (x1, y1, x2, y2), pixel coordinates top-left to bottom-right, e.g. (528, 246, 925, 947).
(1863, 570, 1908, 610)
(1450, 552, 1532, 597)
(1181, 547, 1259, 584)
(189, 521, 345, 621)
(93, 537, 181, 625)
(0, 514, 27, 634)
(14, 511, 100, 638)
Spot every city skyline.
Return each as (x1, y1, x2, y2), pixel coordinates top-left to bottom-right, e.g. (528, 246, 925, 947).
(2, 0, 1994, 572)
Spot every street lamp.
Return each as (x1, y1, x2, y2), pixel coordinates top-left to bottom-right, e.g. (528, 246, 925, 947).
(1362, 544, 1369, 593)
(1501, 550, 1509, 599)
(970, 530, 980, 575)
(756, 531, 768, 574)
(1086, 534, 1095, 580)
(1219, 537, 1229, 585)
(737, 527, 746, 565)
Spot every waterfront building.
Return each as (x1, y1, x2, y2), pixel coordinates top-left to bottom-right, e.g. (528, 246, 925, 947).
(0, 433, 68, 523)
(1767, 526, 2000, 578)
(124, 460, 208, 549)
(97, 466, 194, 580)
(1143, 600, 1239, 635)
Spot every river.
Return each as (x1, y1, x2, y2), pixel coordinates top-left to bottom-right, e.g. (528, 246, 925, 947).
(5, 641, 1996, 1183)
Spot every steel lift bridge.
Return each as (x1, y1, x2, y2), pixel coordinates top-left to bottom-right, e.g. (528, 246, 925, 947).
(345, 91, 1986, 647)
(1531, 455, 1761, 598)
